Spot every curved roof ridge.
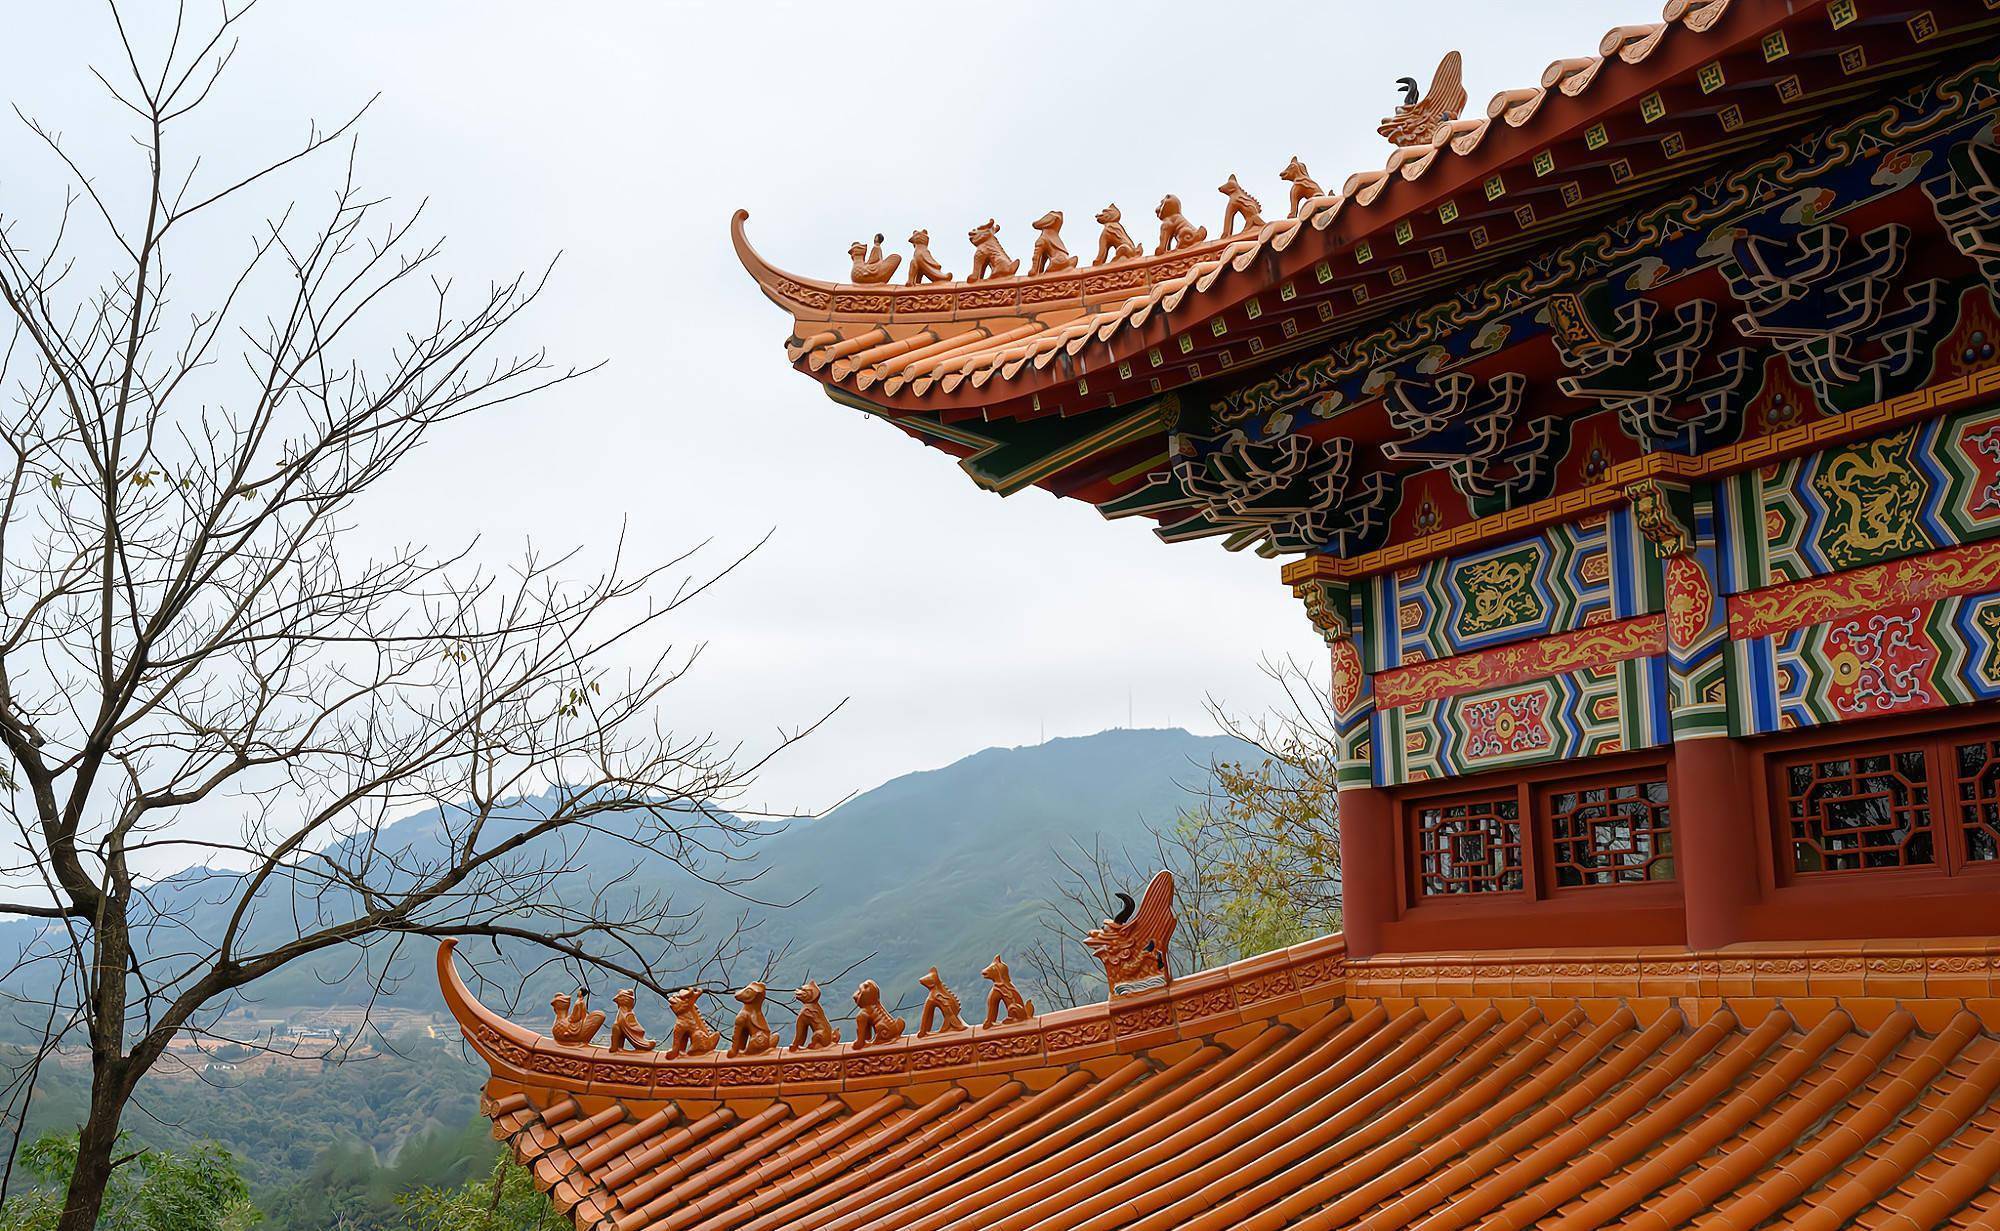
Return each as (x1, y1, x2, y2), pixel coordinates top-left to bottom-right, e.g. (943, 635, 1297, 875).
(734, 0, 1759, 408)
(456, 937, 2000, 1231)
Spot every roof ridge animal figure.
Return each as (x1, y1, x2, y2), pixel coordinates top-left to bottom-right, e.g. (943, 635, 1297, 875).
(663, 986, 718, 1057)
(1030, 210, 1079, 276)
(727, 981, 777, 1057)
(917, 966, 967, 1037)
(847, 234, 902, 284)
(792, 979, 840, 1050)
(851, 979, 906, 1048)
(906, 228, 951, 284)
(1155, 195, 1208, 255)
(981, 955, 1036, 1027)
(966, 219, 1020, 281)
(1218, 174, 1264, 238)
(1281, 156, 1322, 218)
(550, 988, 605, 1048)
(1379, 50, 1468, 146)
(1094, 204, 1141, 265)
(608, 988, 657, 1053)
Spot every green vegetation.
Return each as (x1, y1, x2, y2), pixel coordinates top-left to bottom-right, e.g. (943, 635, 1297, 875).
(3, 1037, 500, 1228)
(257, 1120, 509, 1231)
(0, 1121, 563, 1231)
(1194, 740, 1342, 958)
(397, 1159, 562, 1231)
(0, 728, 1280, 1226)
(0, 1132, 258, 1231)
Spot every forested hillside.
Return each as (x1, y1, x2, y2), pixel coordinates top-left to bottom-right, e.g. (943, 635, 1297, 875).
(0, 728, 1240, 1228)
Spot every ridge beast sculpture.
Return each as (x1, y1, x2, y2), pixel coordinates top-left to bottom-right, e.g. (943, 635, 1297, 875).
(1093, 204, 1142, 265)
(905, 228, 951, 284)
(550, 988, 605, 1048)
(608, 987, 658, 1053)
(662, 986, 719, 1057)
(1030, 209, 1079, 276)
(1281, 156, 1322, 218)
(966, 218, 1020, 281)
(846, 234, 901, 284)
(1379, 50, 1467, 146)
(1086, 870, 1178, 995)
(791, 979, 841, 1050)
(1154, 194, 1208, 254)
(917, 966, 968, 1037)
(1217, 174, 1264, 238)
(727, 981, 777, 1057)
(981, 954, 1036, 1027)
(824, 148, 1364, 285)
(851, 979, 906, 1048)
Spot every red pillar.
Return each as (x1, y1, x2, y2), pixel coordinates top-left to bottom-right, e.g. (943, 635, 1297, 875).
(1339, 785, 1398, 959)
(1670, 736, 1760, 950)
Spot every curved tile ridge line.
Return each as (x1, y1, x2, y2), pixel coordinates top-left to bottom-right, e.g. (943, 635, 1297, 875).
(731, 209, 1244, 324)
(436, 934, 1349, 1101)
(735, 0, 1733, 320)
(440, 935, 2000, 1102)
(733, 0, 1759, 392)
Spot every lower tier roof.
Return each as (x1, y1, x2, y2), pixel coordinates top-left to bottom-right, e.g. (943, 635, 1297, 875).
(446, 938, 2000, 1231)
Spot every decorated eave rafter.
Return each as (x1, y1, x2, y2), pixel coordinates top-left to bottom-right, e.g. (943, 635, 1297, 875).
(739, 0, 2000, 568)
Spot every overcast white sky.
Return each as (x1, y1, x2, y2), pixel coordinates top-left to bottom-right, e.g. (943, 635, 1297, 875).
(2, 2, 1619, 817)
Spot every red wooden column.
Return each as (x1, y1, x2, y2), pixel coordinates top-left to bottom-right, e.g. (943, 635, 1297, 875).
(1297, 578, 1396, 958)
(1338, 783, 1397, 958)
(1669, 735, 1759, 949)
(1630, 480, 1760, 949)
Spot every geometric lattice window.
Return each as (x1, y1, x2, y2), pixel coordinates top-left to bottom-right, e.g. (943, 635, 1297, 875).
(1953, 738, 2000, 865)
(1415, 796, 1523, 897)
(1549, 779, 1673, 887)
(1784, 748, 1935, 874)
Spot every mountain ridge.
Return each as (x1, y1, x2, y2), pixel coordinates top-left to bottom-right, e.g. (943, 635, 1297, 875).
(1, 727, 1247, 1021)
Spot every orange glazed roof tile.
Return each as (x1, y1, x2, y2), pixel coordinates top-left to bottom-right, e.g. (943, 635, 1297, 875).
(733, 0, 1783, 414)
(447, 938, 2000, 1230)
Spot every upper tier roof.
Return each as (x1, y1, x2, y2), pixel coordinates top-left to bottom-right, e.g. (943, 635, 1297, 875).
(735, 0, 2000, 568)
(737, 0, 1798, 418)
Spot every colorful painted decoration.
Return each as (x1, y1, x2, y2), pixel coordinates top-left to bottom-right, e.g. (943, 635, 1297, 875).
(1922, 117, 2000, 288)
(1375, 656, 1669, 784)
(1718, 222, 1953, 415)
(1722, 401, 2000, 589)
(1550, 293, 1753, 453)
(1364, 514, 1653, 670)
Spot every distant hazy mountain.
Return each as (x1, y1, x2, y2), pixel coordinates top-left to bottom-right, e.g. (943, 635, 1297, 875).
(3, 728, 1244, 1024)
(720, 727, 1245, 1007)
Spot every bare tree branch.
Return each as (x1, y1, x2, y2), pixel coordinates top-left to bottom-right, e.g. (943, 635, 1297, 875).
(0, 7, 814, 1225)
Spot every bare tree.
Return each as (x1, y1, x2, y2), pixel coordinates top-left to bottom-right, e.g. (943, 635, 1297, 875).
(1197, 654, 1345, 928)
(0, 6, 814, 1226)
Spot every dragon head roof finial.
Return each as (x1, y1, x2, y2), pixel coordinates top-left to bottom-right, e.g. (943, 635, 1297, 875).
(1379, 51, 1468, 146)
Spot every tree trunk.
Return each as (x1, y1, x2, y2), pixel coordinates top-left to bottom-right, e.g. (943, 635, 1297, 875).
(55, 1084, 124, 1231)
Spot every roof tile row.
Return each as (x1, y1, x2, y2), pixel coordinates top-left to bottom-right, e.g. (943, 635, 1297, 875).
(483, 986, 2000, 1230)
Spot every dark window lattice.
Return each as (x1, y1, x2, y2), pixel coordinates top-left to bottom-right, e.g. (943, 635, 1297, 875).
(1953, 738, 2000, 865)
(1416, 796, 1523, 897)
(1549, 779, 1674, 887)
(1785, 749, 1934, 874)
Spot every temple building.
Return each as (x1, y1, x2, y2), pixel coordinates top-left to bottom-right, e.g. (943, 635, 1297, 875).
(444, 2, 2000, 1226)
